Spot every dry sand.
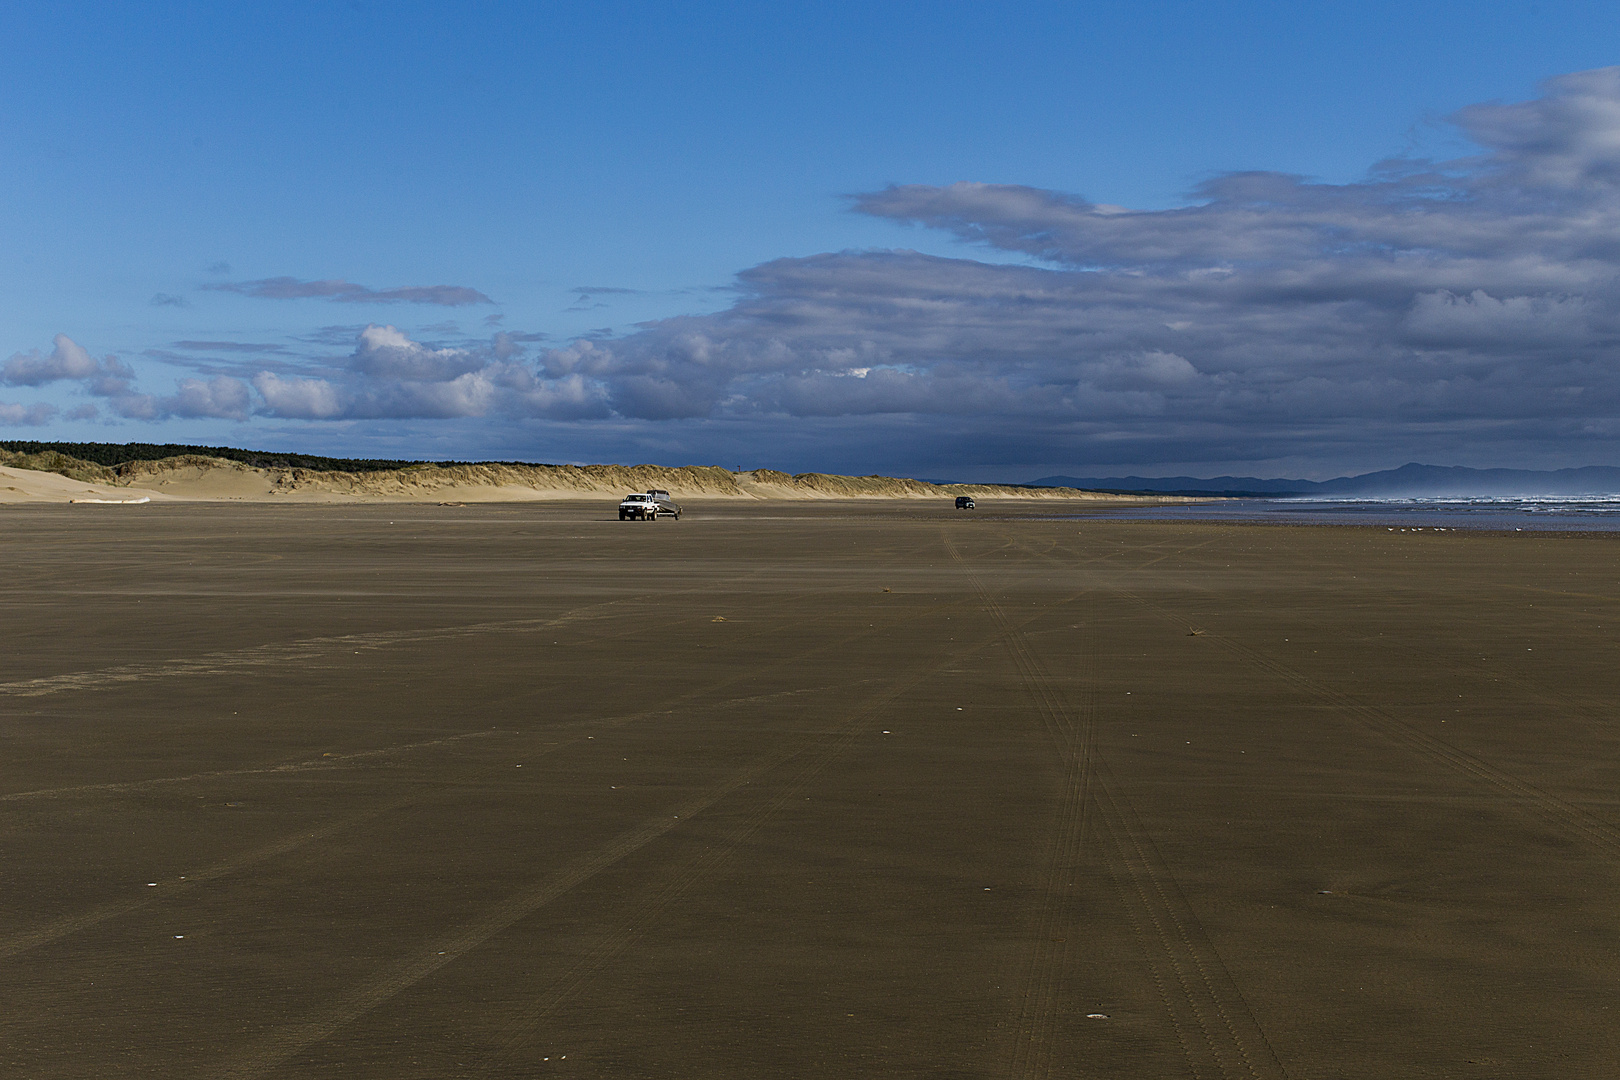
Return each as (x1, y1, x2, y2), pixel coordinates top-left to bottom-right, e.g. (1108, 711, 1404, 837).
(2, 500, 1616, 1078)
(0, 464, 175, 503)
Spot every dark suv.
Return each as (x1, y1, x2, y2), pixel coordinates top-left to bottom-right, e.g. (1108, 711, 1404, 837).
(955, 496, 975, 509)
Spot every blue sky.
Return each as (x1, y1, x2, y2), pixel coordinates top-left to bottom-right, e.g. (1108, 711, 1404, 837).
(5, 1, 1620, 479)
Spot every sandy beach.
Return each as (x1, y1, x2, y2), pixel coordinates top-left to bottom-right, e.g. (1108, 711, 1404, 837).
(2, 500, 1617, 1078)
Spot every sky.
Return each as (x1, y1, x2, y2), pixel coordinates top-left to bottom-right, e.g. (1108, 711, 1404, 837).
(5, 1, 1620, 480)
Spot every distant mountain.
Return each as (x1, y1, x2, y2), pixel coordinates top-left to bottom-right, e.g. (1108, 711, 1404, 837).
(1029, 463, 1620, 498)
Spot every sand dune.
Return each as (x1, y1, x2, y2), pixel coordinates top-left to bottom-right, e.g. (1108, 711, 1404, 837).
(0, 464, 177, 504)
(0, 450, 1166, 504)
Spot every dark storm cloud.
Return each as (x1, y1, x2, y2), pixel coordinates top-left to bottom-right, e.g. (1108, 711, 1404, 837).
(506, 67, 1620, 468)
(204, 277, 494, 306)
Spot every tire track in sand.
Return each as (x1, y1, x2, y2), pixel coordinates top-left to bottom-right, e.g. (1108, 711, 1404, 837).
(0, 567, 946, 803)
(0, 729, 505, 804)
(475, 647, 980, 1069)
(0, 608, 632, 699)
(424, 577, 1146, 1073)
(207, 611, 1016, 1080)
(0, 558, 814, 701)
(946, 532, 1286, 1080)
(0, 685, 837, 962)
(1088, 756, 1288, 1080)
(944, 532, 1097, 1080)
(0, 585, 972, 959)
(1117, 587, 1620, 862)
(0, 793, 415, 961)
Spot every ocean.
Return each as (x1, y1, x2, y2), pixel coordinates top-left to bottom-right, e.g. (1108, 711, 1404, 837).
(1065, 495, 1620, 531)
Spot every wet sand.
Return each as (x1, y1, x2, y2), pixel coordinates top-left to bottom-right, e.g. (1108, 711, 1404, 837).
(2, 500, 1618, 1078)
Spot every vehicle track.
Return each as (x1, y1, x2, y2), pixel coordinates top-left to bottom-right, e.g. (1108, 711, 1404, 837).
(475, 651, 965, 1070)
(0, 572, 960, 803)
(0, 580, 975, 964)
(0, 606, 635, 699)
(946, 530, 1286, 1080)
(1115, 586, 1620, 862)
(0, 541, 976, 969)
(1088, 758, 1288, 1080)
(423, 568, 1156, 1078)
(943, 532, 1096, 1080)
(207, 606, 1035, 1080)
(0, 684, 845, 963)
(1055, 523, 1620, 859)
(0, 792, 415, 962)
(0, 548, 846, 700)
(0, 729, 507, 804)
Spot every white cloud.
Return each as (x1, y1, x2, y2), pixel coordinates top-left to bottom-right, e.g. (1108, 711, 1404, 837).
(166, 377, 253, 420)
(253, 372, 344, 419)
(3, 334, 102, 385)
(0, 401, 59, 425)
(350, 324, 485, 381)
(245, 325, 610, 421)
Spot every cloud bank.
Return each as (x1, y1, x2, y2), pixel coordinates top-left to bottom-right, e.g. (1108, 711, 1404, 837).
(3, 334, 253, 421)
(523, 66, 1620, 469)
(248, 324, 606, 421)
(15, 68, 1620, 475)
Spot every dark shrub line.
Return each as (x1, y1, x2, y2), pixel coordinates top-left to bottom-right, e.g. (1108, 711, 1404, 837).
(0, 441, 554, 474)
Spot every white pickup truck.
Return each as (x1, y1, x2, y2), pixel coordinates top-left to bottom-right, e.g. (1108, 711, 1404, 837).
(618, 490, 681, 520)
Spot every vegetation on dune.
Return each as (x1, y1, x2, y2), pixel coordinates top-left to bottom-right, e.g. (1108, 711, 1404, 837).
(0, 440, 469, 473)
(0, 439, 1115, 500)
(0, 447, 118, 482)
